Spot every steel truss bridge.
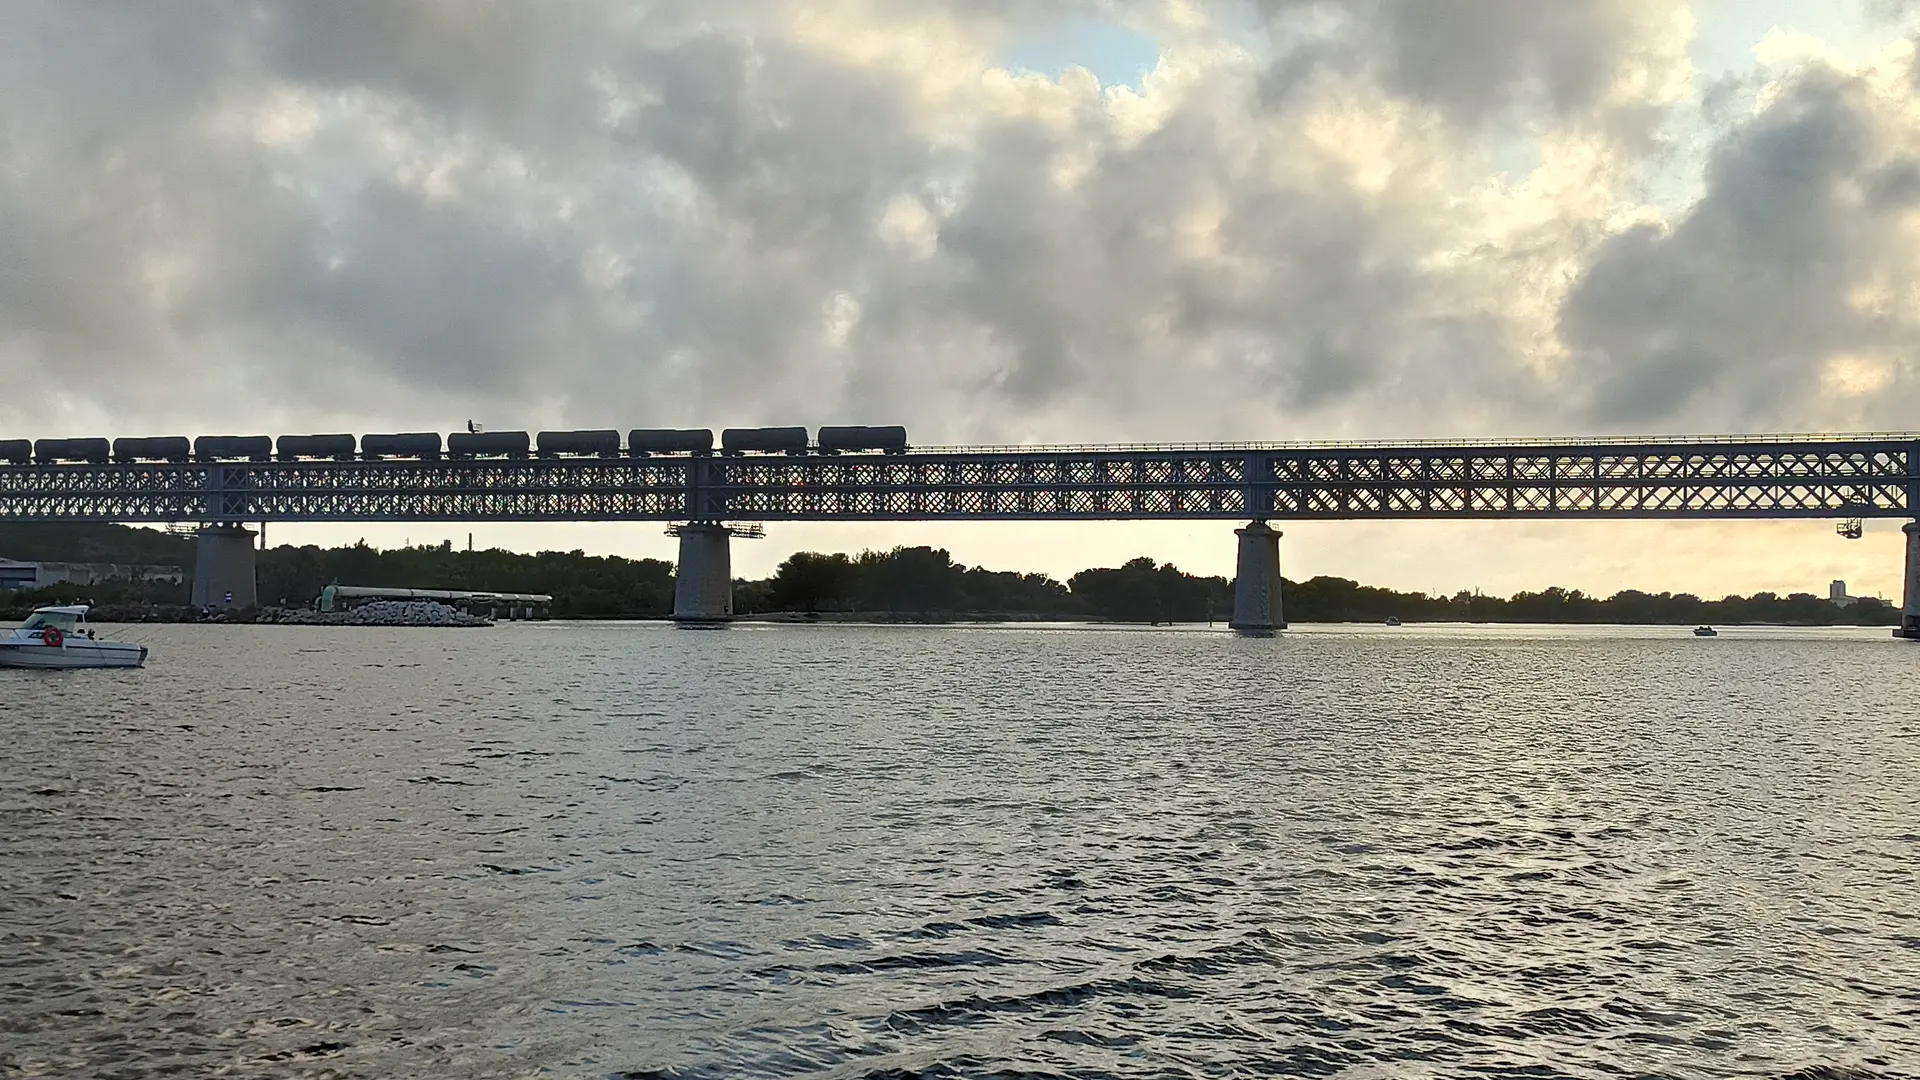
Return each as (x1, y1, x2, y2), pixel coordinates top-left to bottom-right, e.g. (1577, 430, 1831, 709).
(1, 433, 1916, 524)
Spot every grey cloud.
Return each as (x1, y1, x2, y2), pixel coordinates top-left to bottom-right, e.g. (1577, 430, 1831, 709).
(0, 0, 1910, 447)
(1560, 64, 1918, 428)
(852, 89, 1426, 412)
(5, 0, 1536, 440)
(1865, 158, 1920, 209)
(1254, 0, 1678, 127)
(268, 1, 541, 112)
(285, 183, 590, 395)
(1367, 0, 1643, 121)
(858, 97, 1534, 438)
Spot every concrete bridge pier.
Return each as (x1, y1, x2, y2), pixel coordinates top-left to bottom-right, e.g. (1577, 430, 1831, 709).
(672, 523, 733, 623)
(1899, 521, 1920, 639)
(191, 524, 257, 610)
(1230, 520, 1284, 636)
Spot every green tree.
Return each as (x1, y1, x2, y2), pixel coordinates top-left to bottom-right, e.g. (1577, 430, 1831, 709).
(768, 552, 854, 612)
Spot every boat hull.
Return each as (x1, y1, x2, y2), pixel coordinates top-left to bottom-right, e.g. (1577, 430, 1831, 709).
(0, 641, 147, 668)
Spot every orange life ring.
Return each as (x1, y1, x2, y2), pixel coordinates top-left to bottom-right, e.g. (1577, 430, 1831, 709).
(41, 627, 63, 648)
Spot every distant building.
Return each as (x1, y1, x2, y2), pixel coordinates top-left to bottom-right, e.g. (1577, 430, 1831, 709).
(0, 559, 184, 591)
(1829, 579, 1882, 606)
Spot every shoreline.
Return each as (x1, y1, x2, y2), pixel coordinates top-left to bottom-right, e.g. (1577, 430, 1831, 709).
(27, 605, 1899, 631)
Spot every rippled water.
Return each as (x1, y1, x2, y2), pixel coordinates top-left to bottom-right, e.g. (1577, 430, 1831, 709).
(3, 621, 1917, 1078)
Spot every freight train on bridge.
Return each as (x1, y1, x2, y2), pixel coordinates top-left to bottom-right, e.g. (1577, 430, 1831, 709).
(2, 425, 1918, 639)
(2, 426, 911, 465)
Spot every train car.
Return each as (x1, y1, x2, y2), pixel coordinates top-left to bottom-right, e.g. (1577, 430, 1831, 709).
(0, 439, 30, 465)
(194, 435, 273, 462)
(816, 425, 908, 454)
(720, 426, 810, 455)
(111, 436, 192, 463)
(276, 434, 359, 461)
(536, 429, 621, 457)
(361, 432, 443, 460)
(626, 428, 714, 455)
(447, 430, 530, 458)
(35, 437, 111, 464)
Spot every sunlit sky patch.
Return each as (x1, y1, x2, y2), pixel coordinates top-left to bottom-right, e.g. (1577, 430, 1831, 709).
(1000, 17, 1163, 88)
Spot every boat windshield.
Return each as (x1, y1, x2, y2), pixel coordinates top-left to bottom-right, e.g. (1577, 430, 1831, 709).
(20, 611, 79, 632)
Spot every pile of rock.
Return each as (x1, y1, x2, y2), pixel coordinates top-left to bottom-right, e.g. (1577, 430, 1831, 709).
(257, 600, 493, 627)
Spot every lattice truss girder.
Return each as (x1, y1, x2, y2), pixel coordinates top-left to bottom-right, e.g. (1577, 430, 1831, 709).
(0, 462, 692, 522)
(0, 444, 1910, 521)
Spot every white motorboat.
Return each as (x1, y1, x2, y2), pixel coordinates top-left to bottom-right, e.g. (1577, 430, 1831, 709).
(0, 605, 147, 668)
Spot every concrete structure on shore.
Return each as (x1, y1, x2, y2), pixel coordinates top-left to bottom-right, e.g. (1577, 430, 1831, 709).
(1903, 524, 1920, 640)
(0, 559, 183, 591)
(191, 526, 256, 610)
(671, 523, 733, 623)
(1229, 521, 1283, 634)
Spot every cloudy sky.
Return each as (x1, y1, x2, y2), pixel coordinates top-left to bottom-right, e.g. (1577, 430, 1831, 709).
(4, 1, 1920, 598)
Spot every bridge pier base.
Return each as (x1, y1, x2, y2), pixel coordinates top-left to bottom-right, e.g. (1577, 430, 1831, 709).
(672, 523, 733, 623)
(1898, 521, 1920, 639)
(191, 525, 257, 611)
(1230, 521, 1284, 636)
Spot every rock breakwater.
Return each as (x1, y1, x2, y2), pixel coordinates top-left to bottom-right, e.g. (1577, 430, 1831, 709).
(255, 600, 493, 627)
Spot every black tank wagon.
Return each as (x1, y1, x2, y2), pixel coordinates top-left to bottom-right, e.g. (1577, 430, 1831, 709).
(112, 436, 192, 463)
(36, 437, 111, 464)
(194, 435, 273, 461)
(816, 425, 908, 454)
(277, 434, 359, 461)
(721, 427, 810, 455)
(536, 430, 621, 457)
(448, 430, 530, 458)
(627, 428, 714, 455)
(0, 439, 31, 464)
(361, 433, 442, 460)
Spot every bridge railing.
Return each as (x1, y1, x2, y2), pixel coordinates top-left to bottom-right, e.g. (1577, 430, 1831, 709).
(917, 432, 1920, 455)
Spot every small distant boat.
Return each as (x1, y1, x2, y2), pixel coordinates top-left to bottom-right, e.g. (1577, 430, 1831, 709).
(1693, 626, 1718, 637)
(1383, 616, 1402, 626)
(0, 605, 147, 668)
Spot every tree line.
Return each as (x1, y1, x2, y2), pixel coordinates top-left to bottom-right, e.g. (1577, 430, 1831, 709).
(743, 550, 1226, 621)
(0, 523, 1900, 626)
(748, 548, 1899, 626)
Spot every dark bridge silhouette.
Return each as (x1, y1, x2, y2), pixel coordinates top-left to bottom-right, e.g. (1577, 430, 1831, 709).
(3, 429, 1915, 637)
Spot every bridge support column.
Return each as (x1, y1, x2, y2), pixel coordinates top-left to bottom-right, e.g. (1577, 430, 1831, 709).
(191, 525, 257, 611)
(672, 523, 733, 623)
(1230, 521, 1284, 636)
(1899, 522, 1920, 639)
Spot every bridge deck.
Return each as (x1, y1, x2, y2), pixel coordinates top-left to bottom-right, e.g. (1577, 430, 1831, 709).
(0, 436, 1913, 523)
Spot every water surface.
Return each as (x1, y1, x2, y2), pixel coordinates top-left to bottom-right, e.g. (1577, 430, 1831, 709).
(3, 622, 1915, 1078)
